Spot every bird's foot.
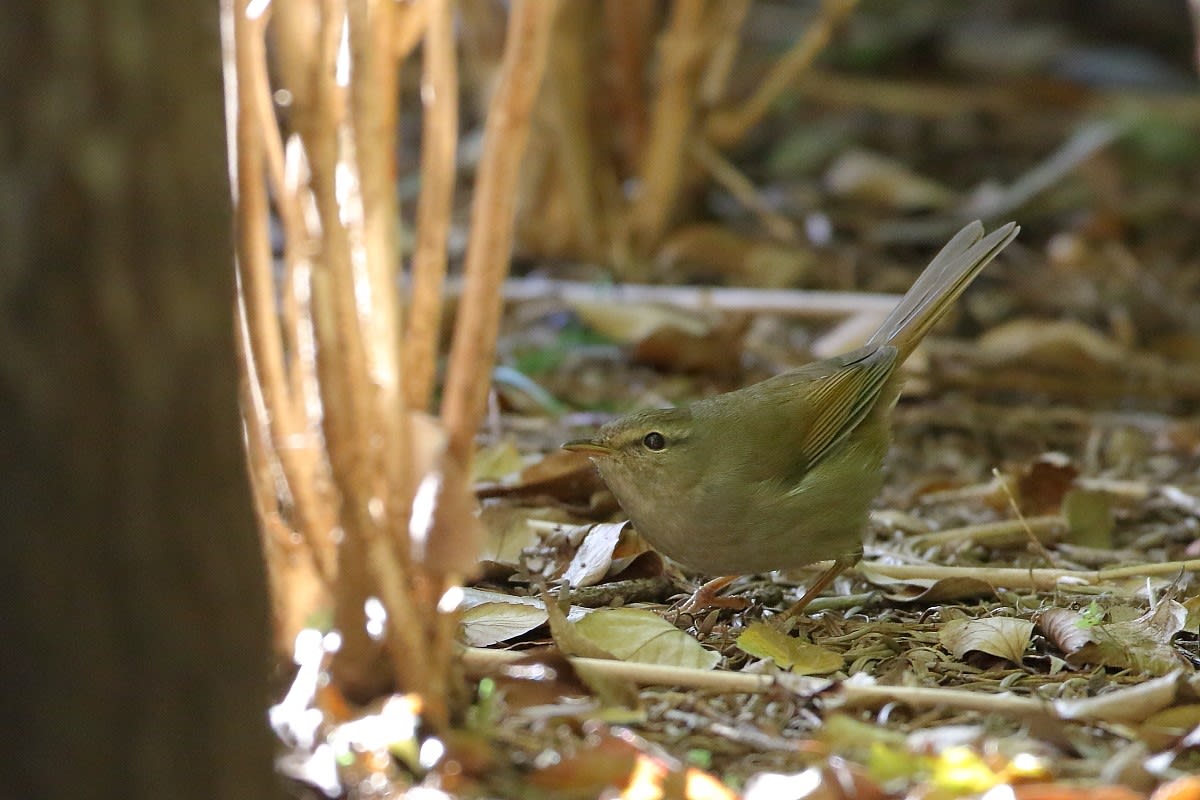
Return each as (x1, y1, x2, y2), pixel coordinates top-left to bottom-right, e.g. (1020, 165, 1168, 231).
(677, 575, 750, 614)
(779, 553, 858, 620)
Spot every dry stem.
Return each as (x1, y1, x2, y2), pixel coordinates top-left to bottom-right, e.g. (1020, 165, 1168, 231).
(441, 0, 560, 467)
(706, 0, 860, 147)
(404, 0, 458, 412)
(627, 0, 708, 254)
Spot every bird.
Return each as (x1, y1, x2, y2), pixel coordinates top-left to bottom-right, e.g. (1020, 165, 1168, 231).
(564, 221, 1019, 616)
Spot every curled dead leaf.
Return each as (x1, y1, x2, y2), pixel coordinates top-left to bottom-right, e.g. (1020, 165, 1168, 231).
(1036, 607, 1097, 656)
(562, 522, 631, 588)
(939, 616, 1034, 664)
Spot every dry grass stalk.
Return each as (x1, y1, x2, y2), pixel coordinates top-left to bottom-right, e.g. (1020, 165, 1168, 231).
(404, 0, 459, 412)
(489, 1, 858, 271)
(705, 0, 860, 147)
(229, 0, 556, 727)
(441, 0, 560, 467)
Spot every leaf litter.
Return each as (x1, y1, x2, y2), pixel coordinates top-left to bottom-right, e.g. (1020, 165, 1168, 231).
(276, 4, 1200, 797)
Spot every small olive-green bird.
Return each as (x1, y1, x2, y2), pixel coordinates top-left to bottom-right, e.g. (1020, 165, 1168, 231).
(565, 221, 1019, 614)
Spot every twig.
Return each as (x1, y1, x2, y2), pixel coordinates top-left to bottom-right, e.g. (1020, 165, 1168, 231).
(697, 0, 751, 107)
(602, 0, 654, 174)
(689, 137, 796, 240)
(544, 8, 603, 258)
(461, 646, 831, 694)
(860, 559, 1200, 590)
(992, 469, 1065, 568)
(905, 515, 1066, 549)
(873, 121, 1123, 244)
(232, 3, 338, 586)
(453, 276, 901, 319)
(705, 0, 860, 147)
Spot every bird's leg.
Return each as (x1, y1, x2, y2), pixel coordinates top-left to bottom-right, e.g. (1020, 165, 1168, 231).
(678, 575, 750, 613)
(780, 549, 861, 620)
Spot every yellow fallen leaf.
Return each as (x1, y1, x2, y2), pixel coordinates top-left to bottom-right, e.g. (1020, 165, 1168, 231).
(735, 622, 843, 675)
(574, 608, 721, 670)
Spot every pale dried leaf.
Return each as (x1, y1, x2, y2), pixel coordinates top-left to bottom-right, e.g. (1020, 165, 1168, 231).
(544, 594, 616, 664)
(562, 522, 630, 588)
(736, 622, 844, 675)
(460, 602, 548, 647)
(939, 617, 1034, 664)
(571, 301, 712, 343)
(977, 319, 1129, 369)
(574, 608, 721, 670)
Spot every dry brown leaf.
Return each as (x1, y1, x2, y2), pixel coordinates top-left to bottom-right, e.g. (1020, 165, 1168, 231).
(1036, 607, 1097, 656)
(528, 724, 736, 800)
(570, 301, 746, 374)
(1016, 452, 1079, 515)
(489, 649, 595, 711)
(1151, 775, 1200, 800)
(857, 563, 997, 602)
(476, 449, 609, 509)
(939, 616, 1033, 664)
(1014, 785, 1146, 800)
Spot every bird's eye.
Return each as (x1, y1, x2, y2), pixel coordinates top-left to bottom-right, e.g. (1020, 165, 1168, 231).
(642, 431, 667, 451)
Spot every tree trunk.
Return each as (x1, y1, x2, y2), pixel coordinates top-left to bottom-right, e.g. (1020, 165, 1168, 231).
(0, 3, 278, 798)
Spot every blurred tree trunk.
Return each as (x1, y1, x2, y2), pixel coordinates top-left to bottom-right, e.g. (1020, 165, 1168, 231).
(0, 2, 278, 799)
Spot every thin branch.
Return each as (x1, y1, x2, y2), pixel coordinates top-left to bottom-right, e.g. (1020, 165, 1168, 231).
(450, 276, 901, 319)
(689, 137, 797, 240)
(705, 0, 859, 148)
(233, 2, 337, 584)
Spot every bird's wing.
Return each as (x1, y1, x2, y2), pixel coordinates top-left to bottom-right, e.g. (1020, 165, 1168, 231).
(790, 345, 897, 470)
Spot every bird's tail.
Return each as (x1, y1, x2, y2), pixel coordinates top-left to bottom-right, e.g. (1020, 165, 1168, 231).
(867, 221, 1019, 362)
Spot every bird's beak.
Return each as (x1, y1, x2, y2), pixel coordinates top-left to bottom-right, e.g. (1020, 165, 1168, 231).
(562, 438, 613, 456)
